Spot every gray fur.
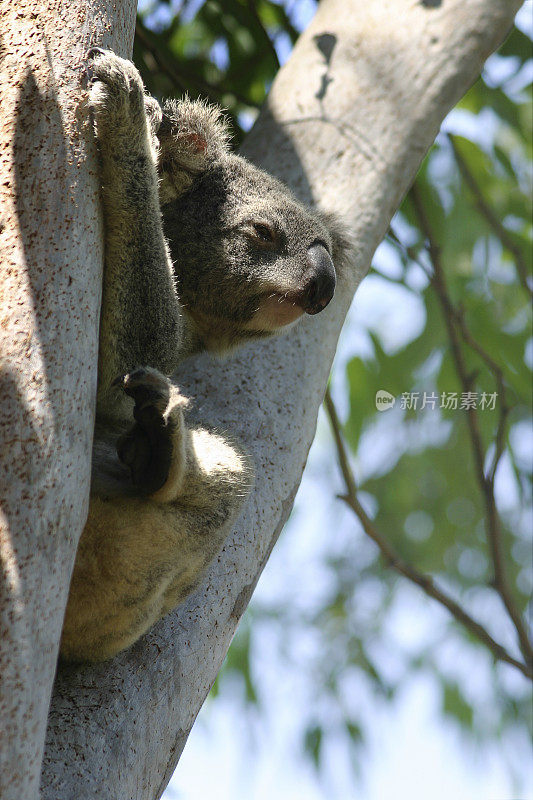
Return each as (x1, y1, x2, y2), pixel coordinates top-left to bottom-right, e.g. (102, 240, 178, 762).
(61, 50, 348, 661)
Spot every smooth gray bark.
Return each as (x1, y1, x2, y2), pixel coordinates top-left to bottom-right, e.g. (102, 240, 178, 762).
(0, 2, 135, 798)
(2, 0, 515, 797)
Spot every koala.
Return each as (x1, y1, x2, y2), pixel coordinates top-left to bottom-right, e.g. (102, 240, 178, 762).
(60, 49, 347, 662)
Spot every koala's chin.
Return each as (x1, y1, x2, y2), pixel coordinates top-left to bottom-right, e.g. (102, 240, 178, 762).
(246, 293, 306, 331)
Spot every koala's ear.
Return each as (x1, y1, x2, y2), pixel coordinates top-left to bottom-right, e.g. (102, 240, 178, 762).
(157, 97, 231, 203)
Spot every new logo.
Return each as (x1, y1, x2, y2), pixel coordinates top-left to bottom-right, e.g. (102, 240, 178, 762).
(375, 390, 395, 411)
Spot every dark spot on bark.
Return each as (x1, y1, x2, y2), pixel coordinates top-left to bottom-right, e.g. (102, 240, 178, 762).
(314, 33, 337, 67)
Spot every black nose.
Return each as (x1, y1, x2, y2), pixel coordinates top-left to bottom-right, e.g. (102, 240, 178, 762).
(301, 243, 336, 315)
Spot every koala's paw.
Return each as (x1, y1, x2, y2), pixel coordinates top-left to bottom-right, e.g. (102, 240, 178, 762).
(86, 48, 147, 143)
(115, 367, 188, 496)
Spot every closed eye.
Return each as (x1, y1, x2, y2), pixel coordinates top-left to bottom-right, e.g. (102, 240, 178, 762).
(240, 220, 280, 249)
(252, 223, 276, 243)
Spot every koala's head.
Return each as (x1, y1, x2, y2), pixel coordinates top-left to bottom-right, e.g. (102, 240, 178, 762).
(156, 98, 348, 353)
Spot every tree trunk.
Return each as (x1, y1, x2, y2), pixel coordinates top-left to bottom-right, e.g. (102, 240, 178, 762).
(0, 0, 516, 797)
(0, 2, 135, 799)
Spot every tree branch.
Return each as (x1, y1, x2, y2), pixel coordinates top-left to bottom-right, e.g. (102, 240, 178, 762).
(410, 182, 532, 668)
(448, 133, 532, 299)
(0, 2, 137, 798)
(324, 388, 532, 681)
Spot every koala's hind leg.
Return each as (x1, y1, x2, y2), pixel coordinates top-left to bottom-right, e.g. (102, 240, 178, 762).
(86, 49, 183, 420)
(64, 367, 253, 661)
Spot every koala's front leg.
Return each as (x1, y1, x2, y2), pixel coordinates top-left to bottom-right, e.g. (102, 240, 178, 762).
(86, 49, 183, 420)
(113, 367, 189, 499)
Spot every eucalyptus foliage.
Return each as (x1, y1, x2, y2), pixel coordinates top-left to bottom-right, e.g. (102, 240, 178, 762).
(135, 1, 532, 788)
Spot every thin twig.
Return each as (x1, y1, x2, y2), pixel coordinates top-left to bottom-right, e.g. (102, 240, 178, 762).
(135, 19, 259, 109)
(324, 387, 532, 681)
(449, 305, 510, 483)
(387, 226, 513, 482)
(386, 227, 433, 280)
(135, 20, 187, 93)
(246, 0, 280, 70)
(410, 183, 532, 667)
(448, 133, 532, 299)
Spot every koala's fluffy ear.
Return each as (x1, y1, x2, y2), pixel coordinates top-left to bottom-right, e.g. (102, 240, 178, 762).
(156, 97, 231, 204)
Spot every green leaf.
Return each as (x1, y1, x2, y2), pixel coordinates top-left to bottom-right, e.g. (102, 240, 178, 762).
(304, 726, 323, 769)
(497, 26, 533, 64)
(442, 682, 475, 730)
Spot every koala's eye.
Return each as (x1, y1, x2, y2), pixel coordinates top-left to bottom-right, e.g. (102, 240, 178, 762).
(252, 223, 276, 243)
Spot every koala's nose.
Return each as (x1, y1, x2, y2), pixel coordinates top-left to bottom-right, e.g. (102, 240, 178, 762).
(301, 243, 336, 315)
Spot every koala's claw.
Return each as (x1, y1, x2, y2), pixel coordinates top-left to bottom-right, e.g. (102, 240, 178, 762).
(85, 47, 106, 83)
(116, 368, 170, 418)
(115, 368, 177, 496)
(87, 46, 106, 59)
